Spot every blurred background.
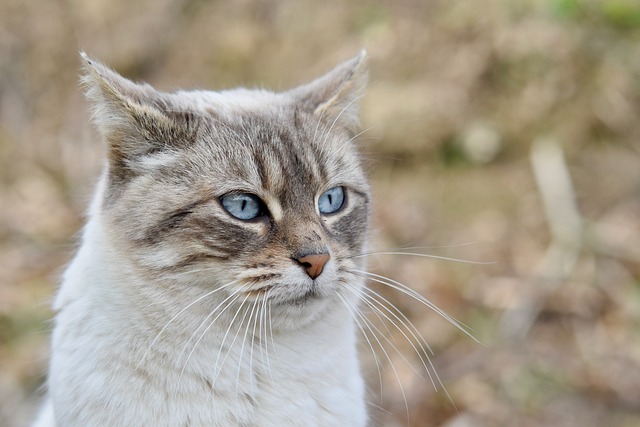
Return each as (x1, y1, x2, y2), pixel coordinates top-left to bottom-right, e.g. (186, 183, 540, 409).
(1, 0, 640, 426)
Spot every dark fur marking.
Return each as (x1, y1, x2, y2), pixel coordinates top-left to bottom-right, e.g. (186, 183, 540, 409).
(163, 253, 229, 271)
(137, 197, 214, 246)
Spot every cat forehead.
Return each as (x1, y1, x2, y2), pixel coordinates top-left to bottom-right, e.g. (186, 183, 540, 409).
(198, 111, 361, 195)
(179, 88, 289, 116)
(157, 93, 366, 200)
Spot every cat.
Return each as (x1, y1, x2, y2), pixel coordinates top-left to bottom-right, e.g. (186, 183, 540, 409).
(33, 51, 373, 426)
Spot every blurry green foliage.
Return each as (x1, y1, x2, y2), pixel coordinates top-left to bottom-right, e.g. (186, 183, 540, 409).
(550, 0, 640, 29)
(550, 0, 583, 19)
(601, 0, 640, 29)
(439, 138, 471, 167)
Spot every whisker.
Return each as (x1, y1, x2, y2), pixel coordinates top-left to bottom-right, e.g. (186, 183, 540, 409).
(355, 286, 440, 392)
(312, 105, 328, 144)
(267, 292, 280, 363)
(248, 297, 262, 395)
(350, 284, 458, 406)
(213, 294, 249, 370)
(260, 292, 274, 382)
(350, 251, 494, 265)
(356, 241, 487, 256)
(336, 126, 375, 153)
(320, 93, 367, 146)
(342, 287, 423, 378)
(336, 292, 384, 399)
(351, 269, 480, 343)
(208, 294, 252, 397)
(236, 299, 260, 395)
(139, 280, 238, 366)
(360, 285, 435, 356)
(338, 292, 410, 421)
(178, 290, 242, 380)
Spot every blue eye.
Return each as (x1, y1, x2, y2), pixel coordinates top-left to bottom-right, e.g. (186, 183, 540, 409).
(220, 193, 266, 220)
(318, 186, 345, 214)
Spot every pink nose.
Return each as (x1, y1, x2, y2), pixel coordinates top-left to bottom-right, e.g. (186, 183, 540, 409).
(296, 253, 330, 279)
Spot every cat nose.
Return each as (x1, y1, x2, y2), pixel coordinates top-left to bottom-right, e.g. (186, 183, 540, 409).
(295, 253, 330, 279)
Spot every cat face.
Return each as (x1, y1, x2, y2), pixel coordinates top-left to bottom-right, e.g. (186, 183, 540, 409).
(82, 53, 370, 328)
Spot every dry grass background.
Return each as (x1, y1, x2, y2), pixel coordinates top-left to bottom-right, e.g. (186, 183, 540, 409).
(1, 0, 640, 426)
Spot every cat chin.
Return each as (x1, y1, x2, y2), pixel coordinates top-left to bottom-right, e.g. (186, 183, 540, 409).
(265, 293, 341, 331)
(282, 287, 322, 306)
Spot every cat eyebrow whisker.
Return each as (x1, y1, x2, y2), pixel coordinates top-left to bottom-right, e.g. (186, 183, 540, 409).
(334, 126, 376, 156)
(312, 104, 329, 144)
(320, 93, 367, 147)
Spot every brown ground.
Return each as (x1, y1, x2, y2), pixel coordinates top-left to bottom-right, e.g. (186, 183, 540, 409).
(1, 0, 639, 426)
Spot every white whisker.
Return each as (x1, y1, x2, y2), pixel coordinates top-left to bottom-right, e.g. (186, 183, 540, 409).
(320, 93, 367, 146)
(312, 106, 328, 143)
(355, 286, 441, 392)
(352, 269, 479, 343)
(209, 294, 251, 390)
(361, 285, 434, 356)
(267, 294, 280, 363)
(260, 292, 274, 382)
(343, 288, 423, 378)
(236, 300, 256, 394)
(357, 241, 486, 255)
(248, 298, 262, 395)
(351, 251, 494, 265)
(178, 290, 242, 380)
(336, 126, 375, 153)
(336, 292, 384, 402)
(139, 280, 237, 367)
(338, 291, 410, 421)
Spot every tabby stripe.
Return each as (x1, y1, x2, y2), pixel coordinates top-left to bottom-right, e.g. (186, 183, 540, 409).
(137, 196, 215, 245)
(160, 252, 230, 272)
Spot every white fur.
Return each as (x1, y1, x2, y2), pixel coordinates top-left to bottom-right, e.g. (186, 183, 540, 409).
(34, 179, 367, 426)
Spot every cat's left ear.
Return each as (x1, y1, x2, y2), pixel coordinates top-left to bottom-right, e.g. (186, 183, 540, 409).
(292, 50, 368, 135)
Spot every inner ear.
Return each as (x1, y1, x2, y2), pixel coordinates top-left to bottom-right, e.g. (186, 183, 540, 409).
(290, 51, 368, 135)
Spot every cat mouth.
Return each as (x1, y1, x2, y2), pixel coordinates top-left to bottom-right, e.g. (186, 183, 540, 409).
(241, 282, 322, 305)
(284, 287, 322, 306)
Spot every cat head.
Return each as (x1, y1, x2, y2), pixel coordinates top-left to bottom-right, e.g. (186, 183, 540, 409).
(81, 52, 370, 328)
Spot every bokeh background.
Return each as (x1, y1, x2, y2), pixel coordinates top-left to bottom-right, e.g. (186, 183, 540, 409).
(2, 0, 640, 426)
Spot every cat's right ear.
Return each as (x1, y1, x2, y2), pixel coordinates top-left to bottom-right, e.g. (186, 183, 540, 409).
(80, 53, 196, 172)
